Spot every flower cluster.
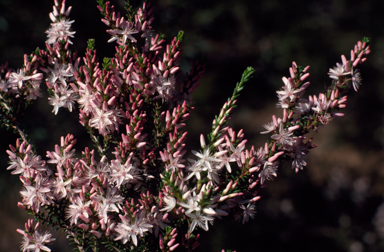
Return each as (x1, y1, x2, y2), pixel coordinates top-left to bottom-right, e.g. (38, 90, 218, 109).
(0, 0, 371, 251)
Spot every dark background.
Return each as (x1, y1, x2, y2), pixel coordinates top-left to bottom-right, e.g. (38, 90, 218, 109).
(1, 0, 384, 251)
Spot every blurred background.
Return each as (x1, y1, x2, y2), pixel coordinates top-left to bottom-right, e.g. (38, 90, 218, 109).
(1, 0, 384, 251)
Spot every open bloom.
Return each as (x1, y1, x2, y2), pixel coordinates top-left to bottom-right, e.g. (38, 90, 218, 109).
(46, 63, 73, 86)
(8, 69, 43, 89)
(21, 231, 55, 252)
(114, 213, 153, 246)
(328, 62, 350, 80)
(240, 203, 256, 224)
(186, 211, 214, 233)
(351, 68, 362, 91)
(89, 107, 120, 136)
(46, 19, 75, 44)
(271, 123, 295, 146)
(107, 20, 139, 45)
(160, 195, 177, 212)
(258, 161, 278, 184)
(65, 197, 91, 225)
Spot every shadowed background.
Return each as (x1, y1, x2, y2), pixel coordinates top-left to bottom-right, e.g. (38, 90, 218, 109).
(1, 0, 384, 251)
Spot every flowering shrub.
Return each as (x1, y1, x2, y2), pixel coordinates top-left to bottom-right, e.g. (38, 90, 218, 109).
(0, 0, 371, 251)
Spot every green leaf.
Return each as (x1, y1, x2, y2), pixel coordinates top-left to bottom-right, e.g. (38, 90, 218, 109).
(362, 36, 371, 45)
(102, 57, 112, 70)
(87, 39, 96, 50)
(177, 30, 185, 42)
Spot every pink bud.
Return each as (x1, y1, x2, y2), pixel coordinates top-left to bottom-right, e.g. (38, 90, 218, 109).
(249, 166, 260, 173)
(170, 244, 180, 251)
(300, 73, 310, 82)
(170, 67, 179, 74)
(289, 67, 295, 79)
(170, 228, 177, 236)
(159, 234, 165, 249)
(65, 6, 72, 16)
(167, 238, 176, 247)
(250, 196, 261, 202)
(200, 134, 206, 149)
(17, 202, 26, 209)
(78, 224, 89, 230)
(91, 230, 102, 238)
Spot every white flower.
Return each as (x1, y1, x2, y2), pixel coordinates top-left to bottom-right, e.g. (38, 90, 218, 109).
(276, 76, 303, 108)
(186, 211, 214, 233)
(295, 102, 312, 115)
(192, 149, 221, 172)
(271, 123, 294, 146)
(165, 154, 185, 172)
(351, 68, 362, 91)
(240, 203, 256, 224)
(160, 195, 177, 212)
(91, 187, 124, 222)
(23, 230, 55, 252)
(186, 161, 205, 180)
(52, 175, 72, 200)
(89, 108, 116, 136)
(154, 75, 176, 102)
(46, 19, 75, 44)
(109, 159, 141, 188)
(215, 150, 235, 173)
(147, 207, 169, 237)
(226, 139, 245, 167)
(46, 63, 73, 85)
(47, 147, 76, 168)
(178, 191, 201, 214)
(65, 197, 91, 225)
(258, 161, 278, 184)
(260, 121, 277, 134)
(8, 69, 42, 89)
(47, 84, 77, 114)
(48, 93, 65, 115)
(20, 176, 53, 213)
(312, 93, 331, 113)
(77, 82, 97, 114)
(26, 80, 43, 100)
(114, 213, 152, 246)
(328, 62, 350, 80)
